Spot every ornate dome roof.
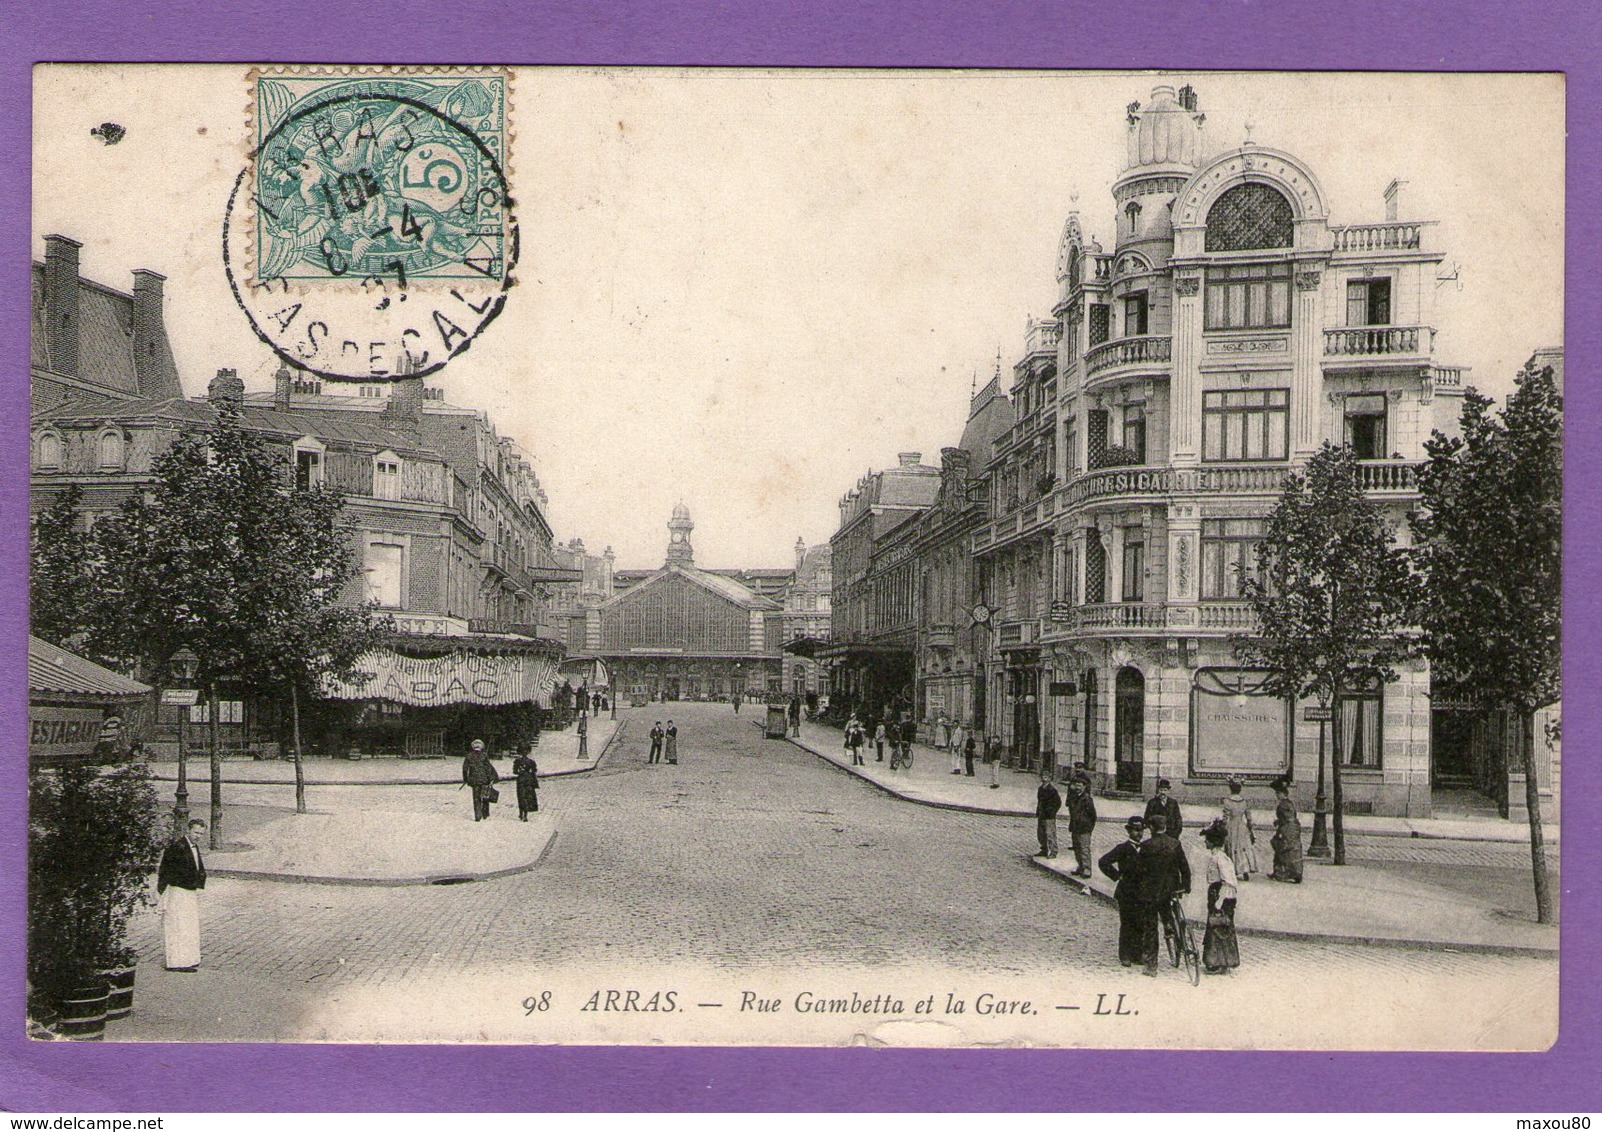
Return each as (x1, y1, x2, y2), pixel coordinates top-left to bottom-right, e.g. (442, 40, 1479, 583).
(1123, 84, 1206, 174)
(671, 501, 692, 522)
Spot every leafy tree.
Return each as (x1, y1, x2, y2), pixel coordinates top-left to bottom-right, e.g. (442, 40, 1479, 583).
(81, 405, 384, 839)
(29, 485, 93, 647)
(1234, 443, 1417, 864)
(1414, 363, 1561, 923)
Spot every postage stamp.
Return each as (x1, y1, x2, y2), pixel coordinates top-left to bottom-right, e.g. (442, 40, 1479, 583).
(223, 67, 517, 382)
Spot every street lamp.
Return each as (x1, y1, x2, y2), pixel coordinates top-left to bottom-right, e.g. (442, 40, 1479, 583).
(170, 648, 198, 829)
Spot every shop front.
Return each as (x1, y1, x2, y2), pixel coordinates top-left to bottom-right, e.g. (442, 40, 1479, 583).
(318, 631, 563, 758)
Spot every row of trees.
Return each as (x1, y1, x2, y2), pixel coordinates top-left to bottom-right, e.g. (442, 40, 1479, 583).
(1238, 361, 1561, 922)
(32, 405, 390, 833)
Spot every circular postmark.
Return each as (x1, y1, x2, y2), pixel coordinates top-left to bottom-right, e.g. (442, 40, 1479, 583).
(224, 73, 518, 383)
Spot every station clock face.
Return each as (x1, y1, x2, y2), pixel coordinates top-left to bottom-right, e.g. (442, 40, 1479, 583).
(971, 603, 992, 625)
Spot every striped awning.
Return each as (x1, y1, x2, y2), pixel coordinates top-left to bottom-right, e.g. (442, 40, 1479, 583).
(28, 636, 151, 698)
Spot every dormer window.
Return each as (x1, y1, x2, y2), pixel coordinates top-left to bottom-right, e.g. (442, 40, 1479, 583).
(96, 427, 126, 471)
(34, 430, 63, 473)
(374, 450, 401, 500)
(292, 436, 326, 490)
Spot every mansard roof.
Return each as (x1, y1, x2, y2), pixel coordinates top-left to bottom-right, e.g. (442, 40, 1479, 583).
(599, 564, 781, 613)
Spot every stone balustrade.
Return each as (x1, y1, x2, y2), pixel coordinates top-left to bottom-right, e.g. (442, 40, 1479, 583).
(1330, 222, 1423, 253)
(1085, 334, 1172, 378)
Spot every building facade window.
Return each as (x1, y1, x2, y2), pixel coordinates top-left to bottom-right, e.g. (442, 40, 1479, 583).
(1088, 304, 1111, 347)
(365, 541, 405, 608)
(1122, 404, 1147, 463)
(1202, 389, 1290, 461)
(295, 448, 323, 490)
(1204, 263, 1292, 330)
(1123, 291, 1149, 337)
(1346, 278, 1392, 326)
(1204, 183, 1295, 252)
(1087, 409, 1110, 468)
(1063, 417, 1079, 475)
(96, 428, 126, 471)
(1201, 518, 1266, 598)
(1343, 394, 1389, 460)
(35, 431, 63, 472)
(1058, 543, 1077, 605)
(1338, 679, 1384, 768)
(1085, 530, 1107, 604)
(1121, 529, 1145, 602)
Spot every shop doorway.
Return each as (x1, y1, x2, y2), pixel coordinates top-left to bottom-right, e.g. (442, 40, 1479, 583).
(1115, 667, 1145, 793)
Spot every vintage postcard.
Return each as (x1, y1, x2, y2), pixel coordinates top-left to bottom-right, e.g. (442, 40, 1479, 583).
(24, 65, 1562, 1050)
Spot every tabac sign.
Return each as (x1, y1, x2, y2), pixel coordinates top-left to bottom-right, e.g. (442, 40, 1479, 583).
(324, 649, 558, 708)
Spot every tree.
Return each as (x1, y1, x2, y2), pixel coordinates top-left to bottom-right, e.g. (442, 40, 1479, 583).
(1414, 363, 1561, 923)
(81, 405, 385, 840)
(29, 485, 93, 647)
(1234, 443, 1417, 864)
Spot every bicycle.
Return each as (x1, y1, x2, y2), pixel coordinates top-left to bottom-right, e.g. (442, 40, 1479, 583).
(1162, 895, 1202, 986)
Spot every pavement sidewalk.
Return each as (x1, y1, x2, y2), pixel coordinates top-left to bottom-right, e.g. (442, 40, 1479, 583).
(787, 720, 1558, 955)
(164, 718, 625, 885)
(788, 720, 1558, 845)
(148, 715, 622, 786)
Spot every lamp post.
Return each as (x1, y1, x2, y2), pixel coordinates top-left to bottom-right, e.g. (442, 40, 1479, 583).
(170, 648, 198, 830)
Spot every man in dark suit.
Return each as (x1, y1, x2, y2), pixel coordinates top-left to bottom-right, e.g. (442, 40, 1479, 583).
(1144, 778, 1184, 841)
(1035, 771, 1062, 858)
(648, 722, 664, 764)
(1065, 777, 1098, 877)
(1135, 813, 1192, 976)
(156, 819, 208, 971)
(1098, 817, 1146, 967)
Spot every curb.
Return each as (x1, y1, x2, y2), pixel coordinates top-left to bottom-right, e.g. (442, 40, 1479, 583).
(210, 826, 559, 888)
(784, 732, 1555, 847)
(147, 720, 627, 788)
(1025, 857, 1558, 959)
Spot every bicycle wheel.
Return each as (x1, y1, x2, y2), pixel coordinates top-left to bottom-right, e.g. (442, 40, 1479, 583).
(1163, 912, 1181, 968)
(1180, 924, 1201, 986)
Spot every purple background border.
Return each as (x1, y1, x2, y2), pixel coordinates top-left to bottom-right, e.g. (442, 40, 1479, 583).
(2, 0, 1597, 1112)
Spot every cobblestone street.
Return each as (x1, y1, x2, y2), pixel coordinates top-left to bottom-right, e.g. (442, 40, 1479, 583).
(122, 704, 1557, 1047)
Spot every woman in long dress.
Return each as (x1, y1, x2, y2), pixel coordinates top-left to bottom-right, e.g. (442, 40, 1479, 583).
(1201, 820, 1241, 974)
(1269, 777, 1304, 882)
(664, 720, 678, 765)
(512, 743, 539, 821)
(1220, 779, 1259, 880)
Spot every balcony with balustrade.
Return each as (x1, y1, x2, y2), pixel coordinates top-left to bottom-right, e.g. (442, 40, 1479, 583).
(1329, 222, 1429, 254)
(1324, 325, 1435, 369)
(1084, 334, 1172, 388)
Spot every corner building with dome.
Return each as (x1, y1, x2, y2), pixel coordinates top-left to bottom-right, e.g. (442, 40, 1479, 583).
(972, 83, 1501, 819)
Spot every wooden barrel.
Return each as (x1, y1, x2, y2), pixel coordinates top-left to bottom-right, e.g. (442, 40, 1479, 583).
(100, 964, 136, 1021)
(56, 982, 109, 1040)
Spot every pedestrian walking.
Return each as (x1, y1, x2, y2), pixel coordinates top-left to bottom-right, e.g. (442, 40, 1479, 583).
(1098, 816, 1146, 967)
(1066, 776, 1098, 877)
(952, 721, 970, 775)
(963, 729, 977, 776)
(1268, 777, 1304, 883)
(789, 696, 802, 736)
(1035, 771, 1062, 859)
(1220, 779, 1259, 881)
(874, 721, 887, 762)
(733, 693, 742, 714)
(1135, 813, 1191, 976)
(985, 733, 1001, 788)
(1144, 778, 1184, 841)
(156, 818, 207, 972)
(844, 717, 865, 766)
(649, 722, 664, 763)
(462, 739, 500, 821)
(947, 716, 963, 775)
(512, 741, 540, 820)
(1201, 819, 1241, 973)
(665, 720, 679, 764)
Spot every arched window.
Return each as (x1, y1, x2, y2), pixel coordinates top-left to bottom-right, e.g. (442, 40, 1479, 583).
(35, 430, 63, 472)
(1205, 182, 1294, 252)
(97, 427, 126, 471)
(1125, 200, 1143, 236)
(1067, 248, 1081, 289)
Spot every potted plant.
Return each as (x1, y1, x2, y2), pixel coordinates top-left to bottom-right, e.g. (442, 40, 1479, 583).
(28, 754, 166, 1039)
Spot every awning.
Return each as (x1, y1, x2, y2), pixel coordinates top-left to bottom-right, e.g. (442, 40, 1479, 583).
(782, 636, 831, 659)
(559, 655, 611, 688)
(324, 647, 560, 708)
(29, 637, 152, 762)
(29, 636, 151, 699)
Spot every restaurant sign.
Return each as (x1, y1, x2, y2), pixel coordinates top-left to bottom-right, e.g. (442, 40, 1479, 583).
(324, 650, 558, 708)
(29, 706, 106, 760)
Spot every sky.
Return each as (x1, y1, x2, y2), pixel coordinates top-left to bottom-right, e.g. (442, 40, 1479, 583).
(33, 68, 1564, 570)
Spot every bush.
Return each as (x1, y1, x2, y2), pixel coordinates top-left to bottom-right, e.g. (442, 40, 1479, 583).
(28, 757, 166, 1014)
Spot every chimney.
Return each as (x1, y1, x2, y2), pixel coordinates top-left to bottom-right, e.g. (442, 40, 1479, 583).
(273, 361, 294, 412)
(897, 451, 923, 468)
(384, 374, 425, 425)
(207, 367, 244, 405)
(131, 269, 182, 398)
(42, 235, 82, 379)
(795, 537, 807, 570)
(1384, 179, 1407, 222)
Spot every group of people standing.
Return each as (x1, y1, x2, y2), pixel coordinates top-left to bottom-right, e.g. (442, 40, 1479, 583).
(1034, 770, 1098, 876)
(648, 721, 679, 764)
(461, 738, 542, 822)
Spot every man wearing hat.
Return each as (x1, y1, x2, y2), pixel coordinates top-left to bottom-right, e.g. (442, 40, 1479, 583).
(1135, 813, 1192, 976)
(1098, 817, 1147, 967)
(461, 739, 499, 821)
(1144, 778, 1184, 841)
(1065, 776, 1098, 878)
